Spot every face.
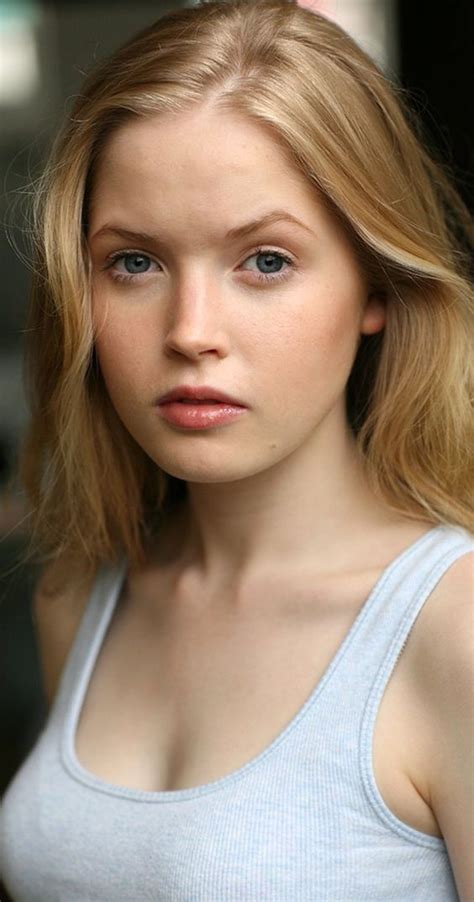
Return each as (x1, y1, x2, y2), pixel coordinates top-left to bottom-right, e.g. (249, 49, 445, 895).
(87, 104, 385, 483)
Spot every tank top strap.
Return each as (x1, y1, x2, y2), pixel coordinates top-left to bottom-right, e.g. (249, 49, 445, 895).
(361, 523, 472, 684)
(314, 523, 473, 720)
(45, 557, 128, 729)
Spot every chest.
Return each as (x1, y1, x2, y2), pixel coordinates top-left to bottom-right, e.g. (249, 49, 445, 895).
(74, 573, 442, 838)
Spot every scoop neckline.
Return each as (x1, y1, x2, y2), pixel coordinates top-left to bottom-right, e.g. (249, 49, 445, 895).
(61, 525, 444, 803)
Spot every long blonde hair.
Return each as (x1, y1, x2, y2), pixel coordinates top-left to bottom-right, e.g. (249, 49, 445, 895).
(18, 0, 474, 574)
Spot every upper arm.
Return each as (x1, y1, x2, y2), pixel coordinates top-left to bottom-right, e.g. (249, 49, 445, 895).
(32, 557, 96, 710)
(415, 551, 474, 901)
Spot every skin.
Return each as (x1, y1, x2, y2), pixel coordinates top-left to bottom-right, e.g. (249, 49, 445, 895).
(87, 102, 410, 605)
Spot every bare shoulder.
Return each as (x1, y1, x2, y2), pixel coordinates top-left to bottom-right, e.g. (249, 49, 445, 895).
(32, 554, 98, 710)
(407, 549, 474, 899)
(406, 548, 473, 733)
(408, 549, 473, 679)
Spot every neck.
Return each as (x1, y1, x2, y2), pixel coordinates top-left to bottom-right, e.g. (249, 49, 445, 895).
(156, 405, 408, 593)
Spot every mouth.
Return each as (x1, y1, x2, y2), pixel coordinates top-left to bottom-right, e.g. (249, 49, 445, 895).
(160, 399, 245, 407)
(156, 384, 246, 407)
(156, 399, 248, 429)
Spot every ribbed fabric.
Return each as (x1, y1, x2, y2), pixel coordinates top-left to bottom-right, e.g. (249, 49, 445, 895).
(1, 524, 472, 901)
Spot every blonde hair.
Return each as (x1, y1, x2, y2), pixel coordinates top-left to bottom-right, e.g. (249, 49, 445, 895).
(18, 0, 474, 573)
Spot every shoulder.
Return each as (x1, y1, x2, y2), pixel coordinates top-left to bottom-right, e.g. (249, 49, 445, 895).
(32, 554, 98, 710)
(410, 549, 473, 898)
(412, 546, 473, 666)
(413, 551, 473, 739)
(408, 547, 473, 740)
(399, 543, 473, 746)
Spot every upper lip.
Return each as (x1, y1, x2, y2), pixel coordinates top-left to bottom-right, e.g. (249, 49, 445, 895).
(157, 385, 246, 406)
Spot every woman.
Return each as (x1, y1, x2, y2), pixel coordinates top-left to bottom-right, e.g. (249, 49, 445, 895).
(1, 1, 472, 898)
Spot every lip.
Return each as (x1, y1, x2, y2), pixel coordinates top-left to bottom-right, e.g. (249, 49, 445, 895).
(157, 402, 247, 430)
(156, 384, 246, 406)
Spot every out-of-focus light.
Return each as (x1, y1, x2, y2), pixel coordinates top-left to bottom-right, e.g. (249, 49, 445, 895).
(297, 0, 393, 72)
(0, 0, 40, 106)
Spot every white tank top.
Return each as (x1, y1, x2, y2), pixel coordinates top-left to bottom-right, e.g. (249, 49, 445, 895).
(1, 523, 472, 900)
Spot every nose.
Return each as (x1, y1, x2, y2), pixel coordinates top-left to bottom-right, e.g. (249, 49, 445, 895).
(163, 274, 230, 361)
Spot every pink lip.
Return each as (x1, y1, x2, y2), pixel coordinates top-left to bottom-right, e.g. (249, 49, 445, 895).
(157, 384, 245, 406)
(157, 401, 247, 430)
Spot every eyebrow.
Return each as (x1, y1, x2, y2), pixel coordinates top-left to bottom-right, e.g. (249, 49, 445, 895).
(88, 210, 315, 245)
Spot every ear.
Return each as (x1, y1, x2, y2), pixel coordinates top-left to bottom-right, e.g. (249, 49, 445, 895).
(360, 291, 386, 336)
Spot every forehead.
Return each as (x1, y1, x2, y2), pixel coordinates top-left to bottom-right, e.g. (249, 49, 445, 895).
(87, 105, 356, 261)
(97, 105, 301, 176)
(90, 107, 319, 211)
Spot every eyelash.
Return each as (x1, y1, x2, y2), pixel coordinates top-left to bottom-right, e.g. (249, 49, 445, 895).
(102, 247, 296, 286)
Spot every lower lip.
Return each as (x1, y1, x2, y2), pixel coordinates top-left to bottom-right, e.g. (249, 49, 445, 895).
(157, 401, 247, 429)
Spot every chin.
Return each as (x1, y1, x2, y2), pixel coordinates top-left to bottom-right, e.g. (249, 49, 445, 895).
(153, 450, 277, 485)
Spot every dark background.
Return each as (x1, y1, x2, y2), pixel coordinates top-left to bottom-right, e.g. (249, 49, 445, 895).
(398, 0, 473, 212)
(0, 0, 472, 874)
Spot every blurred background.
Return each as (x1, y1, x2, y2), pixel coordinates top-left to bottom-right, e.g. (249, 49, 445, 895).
(0, 0, 472, 806)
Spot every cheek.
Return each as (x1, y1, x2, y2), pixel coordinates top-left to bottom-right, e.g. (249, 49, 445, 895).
(93, 313, 155, 405)
(265, 293, 360, 444)
(269, 291, 360, 386)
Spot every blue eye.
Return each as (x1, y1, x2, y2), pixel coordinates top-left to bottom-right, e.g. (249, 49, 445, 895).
(106, 252, 155, 281)
(103, 247, 295, 286)
(122, 254, 151, 274)
(244, 249, 294, 283)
